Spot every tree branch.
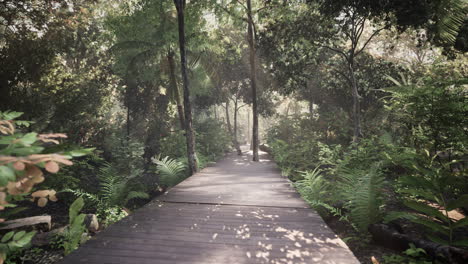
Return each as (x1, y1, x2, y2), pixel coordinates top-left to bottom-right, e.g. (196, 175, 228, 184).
(355, 26, 386, 56)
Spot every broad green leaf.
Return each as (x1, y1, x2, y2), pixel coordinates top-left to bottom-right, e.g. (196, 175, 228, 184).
(13, 231, 26, 241)
(69, 197, 85, 221)
(426, 234, 449, 245)
(404, 200, 450, 223)
(1, 231, 14, 243)
(0, 135, 16, 145)
(0, 165, 15, 179)
(67, 148, 95, 157)
(447, 195, 468, 211)
(412, 217, 449, 235)
(9, 146, 44, 156)
(399, 189, 437, 202)
(1, 111, 23, 120)
(384, 211, 417, 223)
(19, 132, 37, 146)
(0, 166, 15, 186)
(14, 120, 33, 127)
(15, 231, 36, 247)
(452, 239, 468, 247)
(453, 217, 468, 229)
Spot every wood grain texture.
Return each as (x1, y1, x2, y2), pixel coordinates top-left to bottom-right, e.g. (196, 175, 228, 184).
(60, 149, 360, 264)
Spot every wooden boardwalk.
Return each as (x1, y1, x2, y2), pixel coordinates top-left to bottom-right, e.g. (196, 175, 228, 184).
(60, 150, 360, 264)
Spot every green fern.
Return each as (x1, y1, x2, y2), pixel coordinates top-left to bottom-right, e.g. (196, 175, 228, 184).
(64, 164, 149, 212)
(152, 156, 187, 188)
(295, 167, 347, 221)
(434, 0, 467, 46)
(339, 164, 385, 231)
(62, 188, 101, 205)
(295, 167, 328, 203)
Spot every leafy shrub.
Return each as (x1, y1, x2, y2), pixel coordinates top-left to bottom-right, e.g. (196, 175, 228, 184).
(385, 153, 468, 247)
(194, 118, 231, 161)
(64, 163, 149, 226)
(0, 111, 90, 262)
(385, 72, 467, 154)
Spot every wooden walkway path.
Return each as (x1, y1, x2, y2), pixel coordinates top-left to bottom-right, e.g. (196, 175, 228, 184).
(60, 150, 359, 264)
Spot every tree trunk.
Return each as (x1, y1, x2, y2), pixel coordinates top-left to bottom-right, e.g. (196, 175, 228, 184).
(348, 59, 362, 142)
(247, 0, 259, 161)
(233, 98, 242, 155)
(174, 0, 198, 175)
(225, 101, 242, 155)
(167, 49, 185, 130)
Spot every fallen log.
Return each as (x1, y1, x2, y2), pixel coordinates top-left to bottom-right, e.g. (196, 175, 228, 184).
(369, 224, 468, 264)
(0, 215, 51, 231)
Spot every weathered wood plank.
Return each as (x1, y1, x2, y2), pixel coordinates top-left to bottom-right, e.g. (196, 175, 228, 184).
(60, 150, 359, 264)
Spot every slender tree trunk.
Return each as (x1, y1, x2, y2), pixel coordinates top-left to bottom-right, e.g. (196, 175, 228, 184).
(225, 101, 233, 136)
(233, 98, 242, 155)
(167, 49, 185, 130)
(225, 101, 242, 155)
(348, 58, 362, 142)
(248, 111, 252, 150)
(174, 0, 198, 174)
(126, 105, 130, 140)
(247, 0, 259, 161)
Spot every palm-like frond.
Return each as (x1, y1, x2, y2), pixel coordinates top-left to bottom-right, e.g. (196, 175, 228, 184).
(152, 156, 187, 187)
(435, 0, 467, 45)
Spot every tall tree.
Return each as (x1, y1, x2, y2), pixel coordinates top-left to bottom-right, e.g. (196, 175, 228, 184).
(246, 0, 259, 161)
(174, 0, 198, 174)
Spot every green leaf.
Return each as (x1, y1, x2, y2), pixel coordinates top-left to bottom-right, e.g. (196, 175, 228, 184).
(15, 231, 36, 247)
(1, 231, 14, 243)
(14, 120, 33, 127)
(384, 211, 417, 223)
(447, 195, 468, 211)
(13, 231, 26, 241)
(0, 166, 15, 186)
(69, 197, 85, 222)
(412, 217, 449, 235)
(0, 135, 16, 145)
(404, 200, 450, 223)
(0, 207, 27, 219)
(452, 239, 468, 247)
(1, 111, 23, 120)
(9, 146, 44, 156)
(453, 217, 468, 229)
(19, 132, 37, 146)
(66, 148, 95, 157)
(399, 188, 437, 202)
(426, 234, 449, 245)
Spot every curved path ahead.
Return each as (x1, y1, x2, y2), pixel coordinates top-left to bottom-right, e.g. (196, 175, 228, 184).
(61, 149, 359, 264)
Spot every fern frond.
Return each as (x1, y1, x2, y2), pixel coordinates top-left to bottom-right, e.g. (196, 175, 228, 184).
(435, 0, 466, 45)
(153, 156, 187, 187)
(62, 189, 101, 204)
(338, 164, 385, 231)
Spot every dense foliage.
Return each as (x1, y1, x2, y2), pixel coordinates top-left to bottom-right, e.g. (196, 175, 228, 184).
(0, 0, 466, 263)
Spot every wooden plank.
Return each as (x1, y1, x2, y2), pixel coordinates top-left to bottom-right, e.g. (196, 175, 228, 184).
(59, 150, 360, 264)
